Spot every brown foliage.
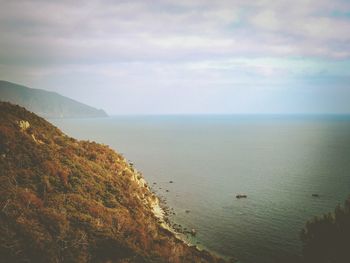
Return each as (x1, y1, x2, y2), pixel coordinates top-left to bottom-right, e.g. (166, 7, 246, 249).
(58, 167, 70, 186)
(0, 102, 225, 263)
(19, 190, 44, 209)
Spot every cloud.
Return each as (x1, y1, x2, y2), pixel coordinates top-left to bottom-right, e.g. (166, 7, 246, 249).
(1, 0, 349, 64)
(0, 0, 350, 113)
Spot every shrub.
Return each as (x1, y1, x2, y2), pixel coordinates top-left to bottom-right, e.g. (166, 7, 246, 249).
(301, 198, 350, 263)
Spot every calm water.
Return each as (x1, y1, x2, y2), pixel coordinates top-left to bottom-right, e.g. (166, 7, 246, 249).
(52, 115, 350, 263)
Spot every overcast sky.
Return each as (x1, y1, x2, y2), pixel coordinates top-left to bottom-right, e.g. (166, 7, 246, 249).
(1, 0, 350, 114)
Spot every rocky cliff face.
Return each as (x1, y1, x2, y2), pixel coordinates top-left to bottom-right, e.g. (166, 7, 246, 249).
(0, 102, 225, 263)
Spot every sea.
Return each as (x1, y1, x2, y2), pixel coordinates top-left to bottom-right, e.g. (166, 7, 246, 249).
(51, 115, 350, 263)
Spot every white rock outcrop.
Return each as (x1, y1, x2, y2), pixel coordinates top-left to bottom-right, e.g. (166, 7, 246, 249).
(18, 120, 30, 131)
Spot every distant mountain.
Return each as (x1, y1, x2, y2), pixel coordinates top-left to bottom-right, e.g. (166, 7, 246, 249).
(0, 80, 107, 118)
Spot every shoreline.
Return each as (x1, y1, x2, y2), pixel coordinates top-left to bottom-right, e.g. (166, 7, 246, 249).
(127, 164, 194, 245)
(150, 189, 193, 246)
(149, 183, 234, 262)
(126, 160, 233, 262)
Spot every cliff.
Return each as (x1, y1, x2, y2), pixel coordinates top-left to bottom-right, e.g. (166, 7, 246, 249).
(0, 102, 225, 263)
(0, 80, 107, 118)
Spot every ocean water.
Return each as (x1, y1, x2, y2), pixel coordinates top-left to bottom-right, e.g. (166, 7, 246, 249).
(52, 115, 350, 263)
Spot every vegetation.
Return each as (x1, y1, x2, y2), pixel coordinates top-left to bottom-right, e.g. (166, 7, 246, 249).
(301, 198, 350, 263)
(0, 102, 224, 263)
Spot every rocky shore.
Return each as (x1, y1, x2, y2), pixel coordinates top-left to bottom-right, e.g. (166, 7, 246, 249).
(0, 102, 227, 263)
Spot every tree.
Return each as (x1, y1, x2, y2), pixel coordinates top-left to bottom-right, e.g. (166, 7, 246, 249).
(301, 198, 350, 263)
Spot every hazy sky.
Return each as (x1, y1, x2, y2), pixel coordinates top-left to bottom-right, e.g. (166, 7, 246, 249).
(1, 0, 350, 114)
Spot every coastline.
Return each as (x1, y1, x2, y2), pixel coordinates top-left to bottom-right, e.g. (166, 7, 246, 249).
(0, 102, 229, 263)
(150, 190, 234, 262)
(151, 193, 192, 245)
(145, 174, 234, 262)
(129, 164, 193, 245)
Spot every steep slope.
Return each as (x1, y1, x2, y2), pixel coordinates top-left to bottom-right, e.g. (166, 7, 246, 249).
(0, 102, 225, 263)
(0, 80, 107, 118)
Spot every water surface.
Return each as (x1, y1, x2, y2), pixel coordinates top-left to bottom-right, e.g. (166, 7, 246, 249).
(52, 115, 350, 263)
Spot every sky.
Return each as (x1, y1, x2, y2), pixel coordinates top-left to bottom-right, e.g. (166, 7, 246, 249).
(1, 0, 350, 114)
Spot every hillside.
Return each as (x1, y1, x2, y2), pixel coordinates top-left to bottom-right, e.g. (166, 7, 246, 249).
(0, 102, 225, 263)
(0, 80, 107, 118)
